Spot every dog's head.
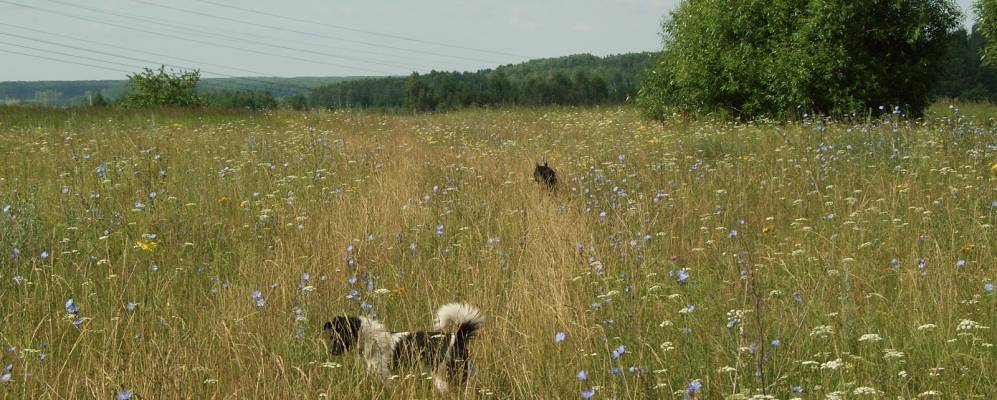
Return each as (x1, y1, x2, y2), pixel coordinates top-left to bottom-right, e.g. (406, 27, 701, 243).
(323, 316, 362, 355)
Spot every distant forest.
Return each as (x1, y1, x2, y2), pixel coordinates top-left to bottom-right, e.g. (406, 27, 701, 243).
(293, 52, 655, 111)
(2, 29, 996, 110)
(0, 76, 357, 107)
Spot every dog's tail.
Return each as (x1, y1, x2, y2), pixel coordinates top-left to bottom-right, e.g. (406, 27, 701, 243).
(434, 303, 484, 342)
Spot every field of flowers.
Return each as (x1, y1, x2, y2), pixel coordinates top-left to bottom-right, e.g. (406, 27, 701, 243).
(0, 105, 994, 399)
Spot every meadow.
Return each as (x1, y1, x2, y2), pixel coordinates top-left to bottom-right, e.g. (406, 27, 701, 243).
(0, 104, 993, 399)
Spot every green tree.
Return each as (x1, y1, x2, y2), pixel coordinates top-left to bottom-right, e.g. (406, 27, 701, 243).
(639, 0, 961, 119)
(978, 0, 997, 66)
(118, 66, 203, 108)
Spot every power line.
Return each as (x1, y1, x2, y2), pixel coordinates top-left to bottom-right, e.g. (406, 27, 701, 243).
(43, 0, 447, 72)
(0, 35, 321, 95)
(195, 0, 531, 59)
(43, 0, 476, 71)
(0, 0, 395, 76)
(0, 21, 280, 78)
(0, 45, 134, 75)
(129, 0, 505, 65)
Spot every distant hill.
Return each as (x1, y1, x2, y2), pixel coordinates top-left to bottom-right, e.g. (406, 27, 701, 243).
(0, 76, 364, 107)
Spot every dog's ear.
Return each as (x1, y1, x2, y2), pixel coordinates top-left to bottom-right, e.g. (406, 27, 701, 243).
(323, 321, 334, 332)
(543, 161, 548, 167)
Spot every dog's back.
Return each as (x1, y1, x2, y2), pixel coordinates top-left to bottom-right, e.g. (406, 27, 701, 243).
(534, 162, 557, 190)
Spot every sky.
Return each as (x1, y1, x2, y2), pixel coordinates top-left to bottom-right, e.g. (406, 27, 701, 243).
(0, 0, 980, 82)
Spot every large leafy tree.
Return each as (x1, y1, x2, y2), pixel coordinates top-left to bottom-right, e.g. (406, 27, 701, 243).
(639, 0, 962, 119)
(118, 66, 203, 108)
(979, 0, 997, 67)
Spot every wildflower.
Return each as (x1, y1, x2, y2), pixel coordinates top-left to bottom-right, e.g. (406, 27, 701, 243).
(125, 302, 137, 311)
(435, 224, 444, 236)
(890, 258, 900, 269)
(853, 387, 878, 396)
(728, 229, 737, 238)
(72, 318, 84, 328)
(581, 388, 595, 399)
(0, 364, 10, 384)
(150, 263, 158, 272)
(251, 290, 265, 308)
(134, 240, 157, 252)
(117, 390, 134, 400)
(360, 302, 373, 311)
(610, 367, 622, 376)
(576, 370, 587, 381)
(686, 379, 702, 395)
(955, 259, 966, 268)
(554, 332, 567, 343)
(956, 319, 989, 331)
(611, 345, 626, 359)
(985, 282, 994, 293)
(40, 251, 49, 260)
(960, 244, 974, 254)
(858, 333, 883, 342)
(770, 339, 781, 347)
(790, 385, 803, 393)
(680, 304, 695, 314)
(65, 298, 79, 314)
(761, 225, 774, 234)
(810, 325, 833, 338)
(676, 268, 690, 282)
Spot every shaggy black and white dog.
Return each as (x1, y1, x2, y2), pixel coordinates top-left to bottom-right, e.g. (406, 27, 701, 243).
(323, 303, 484, 393)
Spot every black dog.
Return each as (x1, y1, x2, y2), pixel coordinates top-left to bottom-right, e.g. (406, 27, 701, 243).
(323, 303, 483, 393)
(533, 161, 557, 190)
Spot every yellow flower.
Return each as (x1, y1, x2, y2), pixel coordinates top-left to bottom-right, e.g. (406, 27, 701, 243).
(135, 240, 158, 252)
(217, 196, 231, 204)
(961, 244, 974, 254)
(762, 225, 774, 235)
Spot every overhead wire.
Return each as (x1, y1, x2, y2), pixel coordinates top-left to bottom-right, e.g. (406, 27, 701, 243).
(129, 0, 506, 65)
(44, 0, 477, 71)
(43, 0, 452, 72)
(0, 0, 396, 76)
(194, 0, 531, 59)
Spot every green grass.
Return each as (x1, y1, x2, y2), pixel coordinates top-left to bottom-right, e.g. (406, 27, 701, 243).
(0, 105, 994, 399)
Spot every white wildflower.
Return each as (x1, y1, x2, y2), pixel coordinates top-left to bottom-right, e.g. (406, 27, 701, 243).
(810, 325, 834, 338)
(858, 333, 883, 342)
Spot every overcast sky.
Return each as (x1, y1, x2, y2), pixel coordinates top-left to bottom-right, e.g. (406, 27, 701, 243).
(0, 0, 980, 82)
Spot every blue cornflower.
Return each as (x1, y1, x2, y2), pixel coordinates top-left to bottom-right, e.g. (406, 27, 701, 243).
(890, 258, 900, 269)
(347, 275, 357, 285)
(0, 364, 10, 384)
(11, 248, 19, 260)
(150, 263, 158, 272)
(576, 370, 587, 381)
(360, 302, 373, 311)
(676, 269, 690, 282)
(65, 298, 79, 314)
(346, 289, 360, 300)
(581, 388, 595, 399)
(72, 318, 84, 328)
(985, 282, 994, 293)
(610, 367, 622, 376)
(956, 260, 966, 268)
(435, 224, 444, 236)
(117, 390, 134, 400)
(791, 385, 803, 393)
(40, 251, 49, 260)
(96, 162, 106, 178)
(611, 345, 626, 359)
(554, 332, 566, 343)
(125, 302, 137, 311)
(728, 229, 737, 238)
(251, 291, 264, 308)
(686, 379, 702, 395)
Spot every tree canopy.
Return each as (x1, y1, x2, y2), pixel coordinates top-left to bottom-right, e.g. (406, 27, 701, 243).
(639, 0, 962, 120)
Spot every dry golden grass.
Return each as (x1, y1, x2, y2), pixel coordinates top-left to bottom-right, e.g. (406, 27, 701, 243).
(0, 105, 994, 399)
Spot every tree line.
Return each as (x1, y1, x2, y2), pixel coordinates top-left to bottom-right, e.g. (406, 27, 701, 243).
(288, 53, 656, 111)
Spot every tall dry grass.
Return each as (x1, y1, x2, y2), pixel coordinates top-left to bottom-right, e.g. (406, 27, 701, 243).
(0, 106, 993, 399)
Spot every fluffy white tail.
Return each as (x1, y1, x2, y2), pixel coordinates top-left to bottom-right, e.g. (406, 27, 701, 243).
(434, 303, 484, 331)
